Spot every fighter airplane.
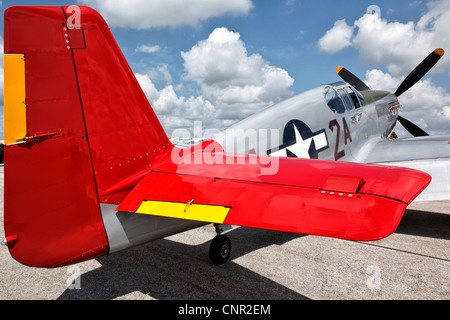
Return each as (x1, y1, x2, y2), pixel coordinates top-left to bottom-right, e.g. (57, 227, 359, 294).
(213, 49, 448, 202)
(2, 6, 433, 267)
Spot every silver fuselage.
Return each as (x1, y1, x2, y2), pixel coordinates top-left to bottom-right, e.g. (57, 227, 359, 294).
(214, 82, 450, 201)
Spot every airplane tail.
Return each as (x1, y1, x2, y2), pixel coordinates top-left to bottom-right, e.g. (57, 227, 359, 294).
(3, 6, 173, 267)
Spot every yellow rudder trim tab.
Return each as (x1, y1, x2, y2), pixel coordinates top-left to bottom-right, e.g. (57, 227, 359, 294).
(4, 54, 27, 145)
(136, 200, 230, 224)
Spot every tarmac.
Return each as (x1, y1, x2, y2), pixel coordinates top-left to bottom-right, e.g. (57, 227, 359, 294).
(0, 165, 448, 300)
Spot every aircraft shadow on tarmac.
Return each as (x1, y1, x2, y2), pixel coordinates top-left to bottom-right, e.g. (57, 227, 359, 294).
(57, 207, 449, 300)
(57, 227, 309, 300)
(396, 208, 450, 240)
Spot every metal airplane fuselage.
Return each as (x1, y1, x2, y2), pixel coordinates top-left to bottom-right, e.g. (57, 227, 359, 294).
(215, 81, 450, 201)
(215, 82, 398, 163)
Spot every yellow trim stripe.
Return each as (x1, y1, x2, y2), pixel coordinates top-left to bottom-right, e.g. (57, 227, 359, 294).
(136, 200, 230, 224)
(4, 54, 27, 145)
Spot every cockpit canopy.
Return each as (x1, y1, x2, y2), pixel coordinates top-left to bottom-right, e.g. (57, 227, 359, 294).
(323, 82, 365, 114)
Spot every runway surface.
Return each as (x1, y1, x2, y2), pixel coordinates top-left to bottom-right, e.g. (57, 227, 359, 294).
(0, 165, 448, 300)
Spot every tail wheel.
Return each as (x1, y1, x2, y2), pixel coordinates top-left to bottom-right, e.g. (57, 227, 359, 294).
(209, 235, 231, 265)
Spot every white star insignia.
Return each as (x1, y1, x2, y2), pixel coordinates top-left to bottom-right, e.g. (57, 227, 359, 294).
(270, 124, 327, 159)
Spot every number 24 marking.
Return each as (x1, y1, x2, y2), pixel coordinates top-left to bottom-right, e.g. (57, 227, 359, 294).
(329, 118, 352, 161)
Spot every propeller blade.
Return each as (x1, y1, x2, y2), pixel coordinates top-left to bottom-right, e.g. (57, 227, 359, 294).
(394, 48, 445, 97)
(336, 66, 371, 91)
(397, 115, 429, 137)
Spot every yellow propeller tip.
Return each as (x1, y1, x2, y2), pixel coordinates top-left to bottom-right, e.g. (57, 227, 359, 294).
(434, 48, 445, 57)
(336, 66, 344, 74)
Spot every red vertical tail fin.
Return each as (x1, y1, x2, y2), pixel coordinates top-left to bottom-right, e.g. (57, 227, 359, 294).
(3, 6, 172, 267)
(66, 6, 173, 204)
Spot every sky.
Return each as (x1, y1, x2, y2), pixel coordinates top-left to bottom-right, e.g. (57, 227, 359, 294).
(1, 0, 450, 139)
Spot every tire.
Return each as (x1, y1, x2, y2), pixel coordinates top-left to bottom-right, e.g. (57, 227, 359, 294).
(209, 235, 231, 265)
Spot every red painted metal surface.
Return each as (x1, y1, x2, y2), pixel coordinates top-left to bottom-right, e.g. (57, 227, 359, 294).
(3, 5, 175, 267)
(118, 144, 431, 241)
(66, 6, 173, 205)
(3, 6, 109, 267)
(155, 144, 430, 205)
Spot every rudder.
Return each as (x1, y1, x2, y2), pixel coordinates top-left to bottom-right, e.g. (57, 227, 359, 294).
(4, 6, 109, 267)
(3, 6, 173, 267)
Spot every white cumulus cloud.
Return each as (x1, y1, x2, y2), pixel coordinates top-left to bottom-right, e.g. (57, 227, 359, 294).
(318, 19, 354, 54)
(135, 27, 294, 137)
(78, 0, 253, 29)
(181, 27, 294, 120)
(136, 71, 217, 135)
(318, 0, 450, 76)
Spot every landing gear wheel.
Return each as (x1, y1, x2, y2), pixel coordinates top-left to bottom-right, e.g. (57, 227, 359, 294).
(209, 235, 231, 265)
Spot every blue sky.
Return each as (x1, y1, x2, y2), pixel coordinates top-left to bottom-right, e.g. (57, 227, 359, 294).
(2, 0, 450, 138)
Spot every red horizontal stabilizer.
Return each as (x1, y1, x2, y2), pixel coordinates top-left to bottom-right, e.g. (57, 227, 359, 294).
(118, 144, 431, 241)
